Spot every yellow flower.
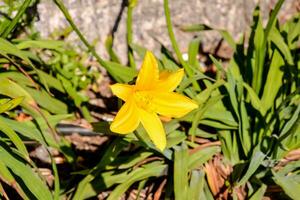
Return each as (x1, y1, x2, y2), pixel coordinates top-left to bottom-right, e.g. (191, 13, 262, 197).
(110, 51, 198, 151)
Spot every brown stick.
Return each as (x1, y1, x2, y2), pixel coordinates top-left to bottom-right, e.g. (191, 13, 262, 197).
(154, 178, 167, 200)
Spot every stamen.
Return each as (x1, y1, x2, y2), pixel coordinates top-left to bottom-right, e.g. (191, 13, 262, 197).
(134, 91, 155, 112)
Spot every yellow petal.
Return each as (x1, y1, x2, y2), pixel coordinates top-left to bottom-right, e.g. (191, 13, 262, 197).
(138, 109, 166, 151)
(152, 92, 198, 118)
(154, 69, 184, 92)
(136, 51, 159, 90)
(110, 83, 134, 101)
(110, 99, 140, 134)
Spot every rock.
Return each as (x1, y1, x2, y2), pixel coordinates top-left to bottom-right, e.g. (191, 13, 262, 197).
(35, 0, 298, 64)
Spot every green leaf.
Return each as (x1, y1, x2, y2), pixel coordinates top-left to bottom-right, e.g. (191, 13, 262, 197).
(0, 161, 27, 199)
(73, 139, 127, 200)
(105, 35, 121, 63)
(36, 70, 65, 92)
(0, 118, 29, 160)
(178, 73, 214, 93)
(202, 109, 238, 127)
(107, 162, 166, 200)
(253, 0, 285, 93)
(251, 9, 265, 93)
(115, 151, 153, 169)
(0, 96, 24, 113)
(24, 87, 68, 114)
(203, 180, 214, 200)
(0, 0, 31, 38)
(188, 38, 201, 69)
(180, 24, 236, 50)
(209, 55, 225, 74)
(249, 184, 266, 200)
(0, 144, 52, 200)
(237, 151, 265, 186)
(285, 15, 300, 48)
(179, 24, 210, 32)
(272, 170, 300, 200)
(104, 60, 137, 83)
(224, 82, 239, 119)
(0, 77, 38, 116)
(88, 170, 129, 195)
(219, 29, 236, 50)
(195, 79, 225, 104)
(239, 99, 251, 156)
(200, 119, 238, 129)
(219, 130, 240, 164)
(161, 53, 180, 71)
(58, 75, 85, 107)
(193, 128, 217, 139)
(0, 71, 33, 87)
(0, 38, 49, 92)
(278, 160, 300, 177)
(167, 130, 187, 148)
(261, 50, 284, 111)
(188, 170, 205, 200)
(15, 40, 64, 51)
(269, 27, 294, 65)
(188, 146, 220, 170)
(0, 115, 64, 148)
(279, 104, 300, 138)
(174, 145, 189, 200)
(243, 82, 265, 114)
(130, 43, 147, 58)
(264, 0, 285, 38)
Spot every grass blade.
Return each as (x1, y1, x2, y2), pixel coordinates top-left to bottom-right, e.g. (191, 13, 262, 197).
(249, 184, 266, 200)
(174, 144, 189, 200)
(107, 162, 166, 200)
(0, 0, 31, 38)
(188, 170, 205, 200)
(237, 150, 265, 186)
(261, 50, 284, 111)
(0, 96, 24, 114)
(272, 170, 300, 200)
(73, 138, 127, 200)
(0, 118, 29, 160)
(0, 144, 52, 200)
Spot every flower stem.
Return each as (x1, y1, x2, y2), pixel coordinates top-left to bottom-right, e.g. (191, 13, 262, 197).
(127, 0, 136, 69)
(163, 0, 200, 90)
(53, 0, 110, 71)
(1, 0, 31, 38)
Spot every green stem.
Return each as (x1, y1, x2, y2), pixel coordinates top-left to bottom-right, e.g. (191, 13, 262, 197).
(163, 0, 200, 90)
(127, 2, 136, 68)
(1, 0, 32, 38)
(53, 0, 109, 70)
(135, 179, 147, 200)
(253, 0, 285, 93)
(188, 109, 203, 142)
(51, 157, 60, 200)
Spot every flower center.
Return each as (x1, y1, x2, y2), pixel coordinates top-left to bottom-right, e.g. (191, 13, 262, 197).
(134, 91, 155, 113)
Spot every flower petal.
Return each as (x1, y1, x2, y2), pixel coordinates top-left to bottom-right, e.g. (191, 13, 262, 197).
(110, 83, 134, 101)
(110, 99, 140, 134)
(139, 109, 166, 151)
(152, 92, 198, 118)
(136, 51, 159, 90)
(154, 69, 184, 92)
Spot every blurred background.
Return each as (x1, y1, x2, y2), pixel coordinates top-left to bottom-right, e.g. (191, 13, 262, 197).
(36, 0, 299, 63)
(0, 1, 299, 199)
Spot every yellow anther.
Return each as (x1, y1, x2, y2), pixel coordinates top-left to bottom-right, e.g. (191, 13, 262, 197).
(134, 91, 155, 112)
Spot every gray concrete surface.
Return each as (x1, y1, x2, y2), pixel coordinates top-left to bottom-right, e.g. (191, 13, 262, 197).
(35, 0, 299, 63)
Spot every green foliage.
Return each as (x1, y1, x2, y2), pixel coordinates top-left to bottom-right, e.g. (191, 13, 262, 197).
(0, 0, 299, 199)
